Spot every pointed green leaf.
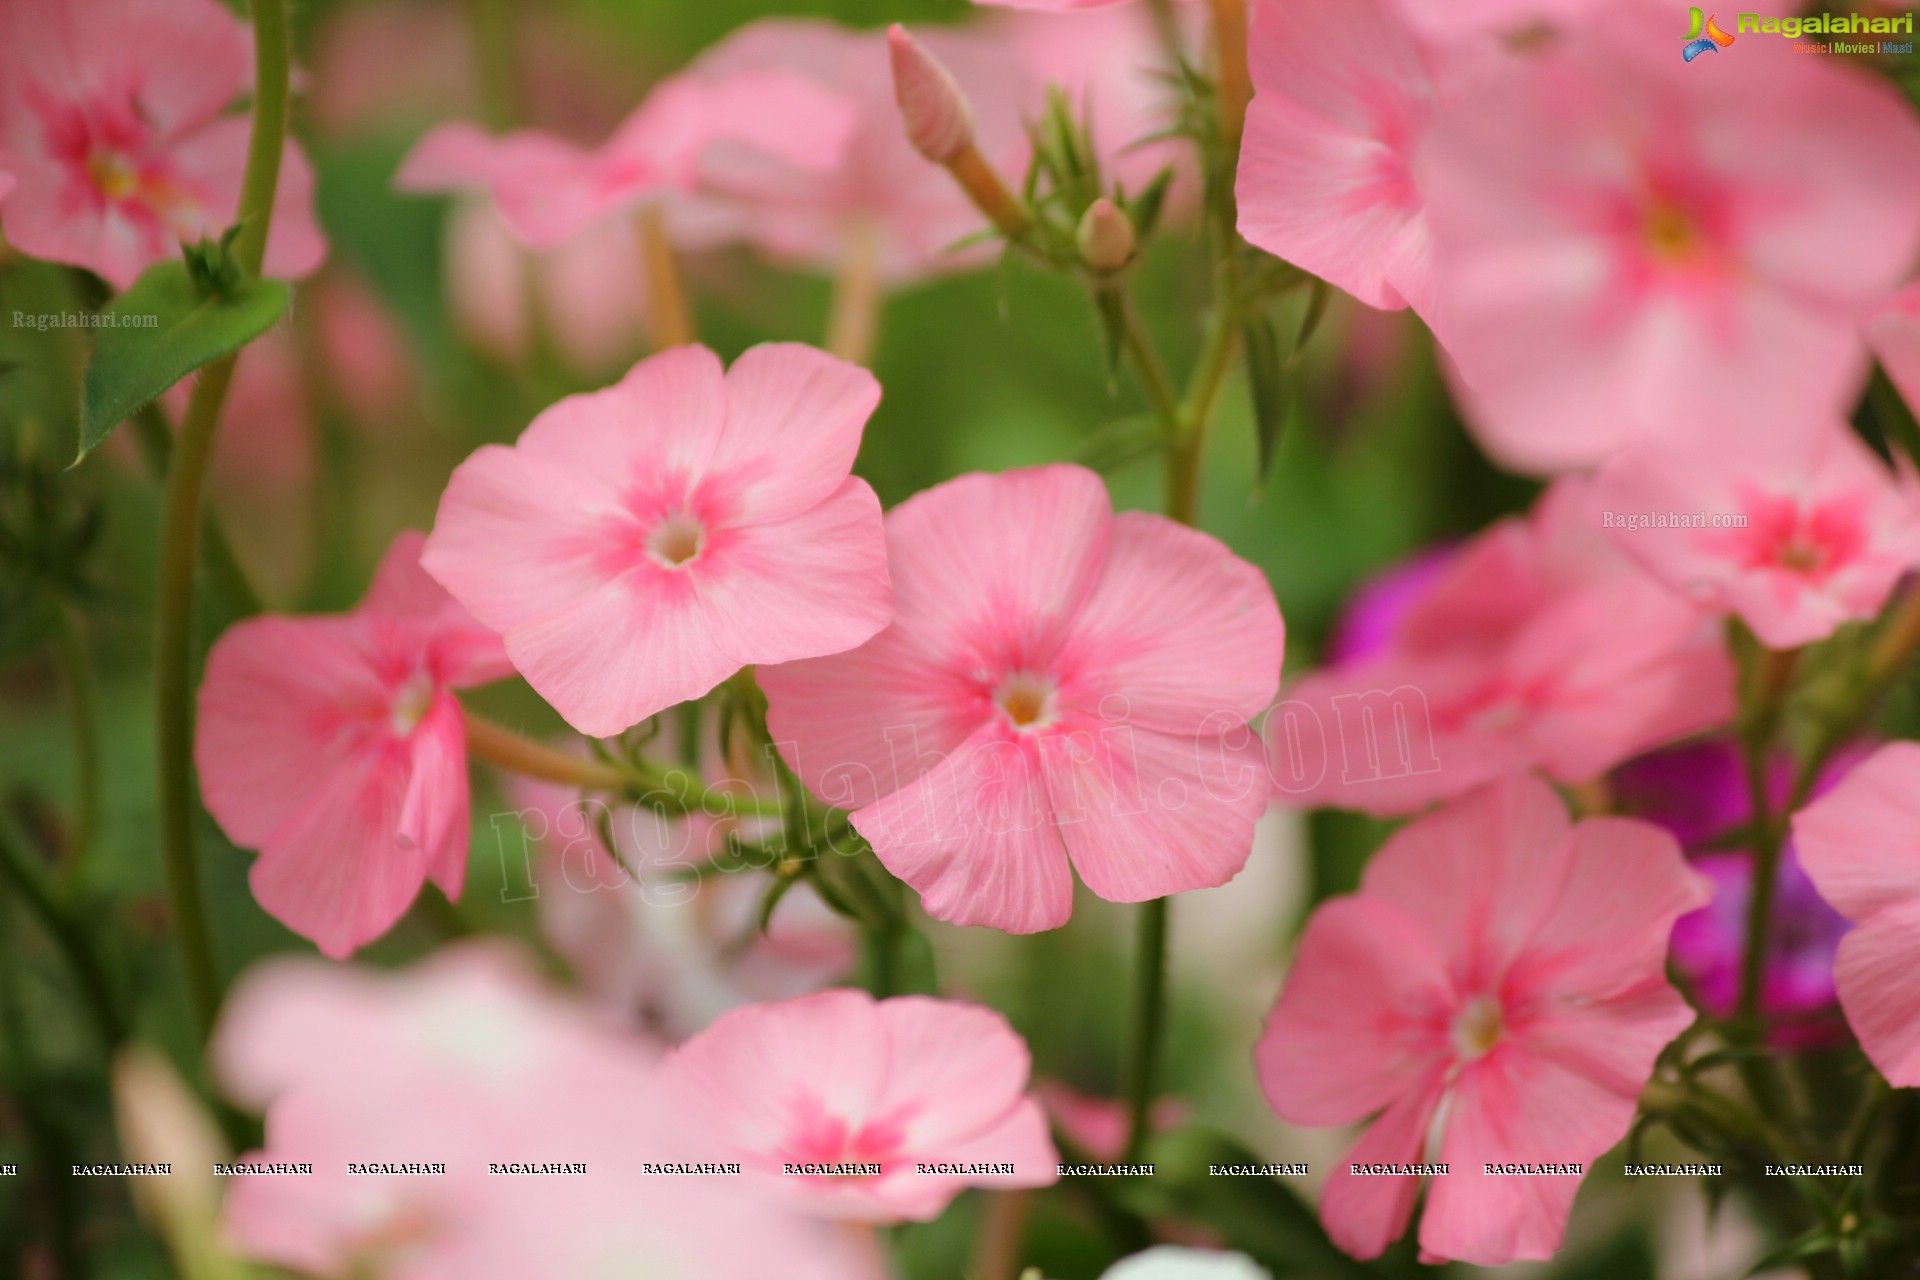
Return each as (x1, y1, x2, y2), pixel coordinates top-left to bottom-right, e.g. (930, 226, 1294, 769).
(1093, 287, 1128, 390)
(1243, 312, 1291, 484)
(1076, 415, 1166, 473)
(76, 260, 290, 462)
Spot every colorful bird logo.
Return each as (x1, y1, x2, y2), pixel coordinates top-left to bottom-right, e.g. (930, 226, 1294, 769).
(1684, 7, 1736, 60)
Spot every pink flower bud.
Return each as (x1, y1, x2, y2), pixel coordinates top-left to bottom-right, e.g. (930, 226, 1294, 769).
(1077, 197, 1136, 271)
(888, 24, 975, 164)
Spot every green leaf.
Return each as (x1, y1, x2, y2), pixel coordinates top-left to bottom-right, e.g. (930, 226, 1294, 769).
(1294, 276, 1332, 352)
(1243, 312, 1291, 484)
(76, 259, 290, 461)
(1076, 415, 1165, 474)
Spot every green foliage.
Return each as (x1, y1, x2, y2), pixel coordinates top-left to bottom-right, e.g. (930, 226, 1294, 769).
(76, 249, 289, 462)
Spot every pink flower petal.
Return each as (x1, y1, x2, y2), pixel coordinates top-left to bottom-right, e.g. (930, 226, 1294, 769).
(1832, 902, 1920, 1086)
(1793, 741, 1920, 921)
(1317, 1071, 1449, 1260)
(711, 343, 882, 524)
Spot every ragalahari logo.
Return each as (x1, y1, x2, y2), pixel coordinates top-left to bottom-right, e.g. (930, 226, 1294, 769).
(1683, 8, 1737, 59)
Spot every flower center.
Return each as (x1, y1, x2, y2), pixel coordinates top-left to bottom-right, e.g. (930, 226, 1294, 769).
(389, 672, 436, 738)
(86, 149, 140, 202)
(994, 672, 1057, 731)
(1451, 994, 1505, 1061)
(1642, 201, 1702, 262)
(647, 511, 706, 569)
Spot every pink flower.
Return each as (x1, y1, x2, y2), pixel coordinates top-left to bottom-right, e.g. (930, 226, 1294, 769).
(662, 988, 1059, 1221)
(213, 944, 872, 1280)
(760, 465, 1284, 933)
(443, 199, 648, 373)
(395, 66, 853, 250)
(1237, 0, 1438, 316)
(1270, 478, 1734, 816)
(1791, 742, 1920, 1085)
(195, 532, 512, 959)
(1387, 0, 1608, 44)
(686, 20, 1034, 284)
(421, 344, 892, 738)
(1256, 775, 1709, 1264)
(1591, 421, 1920, 649)
(1867, 281, 1920, 416)
(1420, 7, 1920, 473)
(0, 0, 325, 288)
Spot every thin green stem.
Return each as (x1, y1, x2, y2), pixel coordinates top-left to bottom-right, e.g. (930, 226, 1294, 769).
(1115, 291, 1182, 431)
(0, 822, 122, 1049)
(466, 0, 519, 131)
(130, 403, 264, 619)
(1732, 644, 1797, 1121)
(1121, 895, 1169, 1165)
(153, 0, 293, 1042)
(50, 606, 100, 881)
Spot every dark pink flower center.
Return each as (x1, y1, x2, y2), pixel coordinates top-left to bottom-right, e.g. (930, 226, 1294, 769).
(1730, 491, 1867, 582)
(779, 1097, 906, 1178)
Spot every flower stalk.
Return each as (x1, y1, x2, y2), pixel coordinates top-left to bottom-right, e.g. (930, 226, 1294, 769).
(637, 203, 694, 349)
(153, 0, 292, 1041)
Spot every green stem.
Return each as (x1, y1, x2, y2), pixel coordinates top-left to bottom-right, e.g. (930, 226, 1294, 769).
(1120, 894, 1169, 1164)
(50, 606, 100, 882)
(466, 0, 520, 131)
(153, 0, 293, 1042)
(130, 403, 264, 619)
(0, 822, 122, 1049)
(1732, 644, 1797, 1119)
(1116, 292, 1182, 431)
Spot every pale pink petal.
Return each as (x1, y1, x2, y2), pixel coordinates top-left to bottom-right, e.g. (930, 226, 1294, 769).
(195, 617, 391, 847)
(872, 997, 1034, 1152)
(167, 118, 328, 280)
(1832, 902, 1920, 1086)
(1237, 0, 1434, 314)
(401, 694, 472, 900)
(396, 121, 612, 248)
(695, 477, 892, 666)
(1044, 721, 1270, 903)
(1255, 897, 1454, 1127)
(246, 741, 437, 959)
(1422, 1048, 1633, 1265)
(711, 343, 882, 524)
(1792, 741, 1920, 921)
(362, 532, 513, 687)
(1868, 283, 1920, 413)
(1317, 1072, 1448, 1260)
(852, 726, 1075, 934)
(1054, 512, 1283, 733)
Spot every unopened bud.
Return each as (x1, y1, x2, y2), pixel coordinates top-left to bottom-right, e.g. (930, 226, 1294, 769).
(888, 25, 974, 164)
(1077, 198, 1136, 271)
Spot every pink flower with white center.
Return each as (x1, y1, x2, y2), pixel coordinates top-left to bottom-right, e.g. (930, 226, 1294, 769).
(759, 465, 1284, 934)
(195, 533, 511, 959)
(662, 988, 1059, 1221)
(1237, 0, 1439, 317)
(0, 0, 325, 289)
(1792, 742, 1920, 1086)
(1419, 7, 1920, 473)
(421, 343, 892, 738)
(394, 66, 854, 251)
(213, 944, 872, 1280)
(1592, 421, 1920, 650)
(1257, 775, 1709, 1265)
(1867, 281, 1920, 415)
(686, 20, 1034, 285)
(1269, 478, 1734, 816)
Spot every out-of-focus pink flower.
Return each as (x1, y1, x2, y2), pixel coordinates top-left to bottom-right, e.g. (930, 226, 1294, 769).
(1792, 742, 1920, 1085)
(1270, 479, 1733, 816)
(213, 944, 871, 1280)
(311, 272, 415, 422)
(1591, 422, 1920, 649)
(509, 762, 854, 1038)
(160, 326, 311, 493)
(195, 533, 512, 958)
(1325, 546, 1457, 666)
(663, 988, 1059, 1221)
(423, 344, 891, 737)
(1237, 0, 1437, 316)
(1421, 9, 1920, 473)
(761, 465, 1284, 934)
(443, 200, 648, 373)
(688, 20, 1032, 284)
(0, 0, 325, 288)
(1387, 0, 1608, 44)
(1037, 1081, 1186, 1164)
(1257, 775, 1708, 1264)
(1867, 281, 1920, 415)
(395, 68, 853, 250)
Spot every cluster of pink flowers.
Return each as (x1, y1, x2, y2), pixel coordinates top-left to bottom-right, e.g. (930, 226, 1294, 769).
(17, 0, 1920, 1271)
